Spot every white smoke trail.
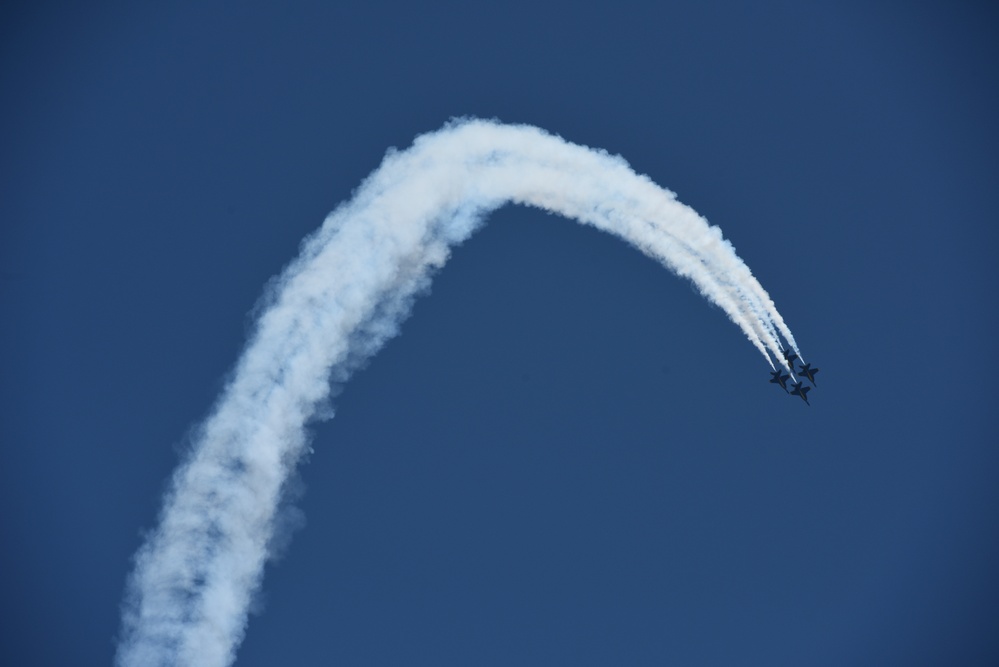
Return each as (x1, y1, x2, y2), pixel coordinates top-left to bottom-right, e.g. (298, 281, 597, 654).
(116, 118, 800, 667)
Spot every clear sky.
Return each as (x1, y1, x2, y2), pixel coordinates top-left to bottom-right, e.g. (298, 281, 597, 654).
(2, 2, 997, 665)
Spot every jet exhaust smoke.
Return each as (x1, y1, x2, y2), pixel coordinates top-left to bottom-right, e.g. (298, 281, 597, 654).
(116, 119, 800, 667)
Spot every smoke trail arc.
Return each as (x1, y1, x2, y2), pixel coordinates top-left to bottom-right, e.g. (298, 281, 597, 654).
(116, 119, 800, 667)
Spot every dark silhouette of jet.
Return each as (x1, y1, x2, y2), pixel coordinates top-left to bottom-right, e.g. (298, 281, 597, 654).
(798, 363, 819, 386)
(769, 370, 790, 392)
(790, 381, 811, 406)
(782, 348, 799, 370)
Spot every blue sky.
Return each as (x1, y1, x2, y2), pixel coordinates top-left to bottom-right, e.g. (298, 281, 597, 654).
(2, 2, 997, 665)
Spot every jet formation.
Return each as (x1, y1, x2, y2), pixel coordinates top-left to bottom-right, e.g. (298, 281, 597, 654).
(772, 348, 819, 406)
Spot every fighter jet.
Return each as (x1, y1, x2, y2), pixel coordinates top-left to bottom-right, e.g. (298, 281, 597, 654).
(798, 363, 819, 386)
(769, 369, 790, 392)
(781, 348, 799, 370)
(790, 381, 811, 406)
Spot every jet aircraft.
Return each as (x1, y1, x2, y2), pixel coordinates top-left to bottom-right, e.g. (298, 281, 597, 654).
(781, 348, 799, 370)
(769, 369, 790, 392)
(790, 381, 811, 406)
(798, 363, 819, 386)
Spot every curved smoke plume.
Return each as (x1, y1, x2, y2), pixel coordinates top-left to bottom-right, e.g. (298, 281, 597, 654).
(116, 119, 799, 667)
